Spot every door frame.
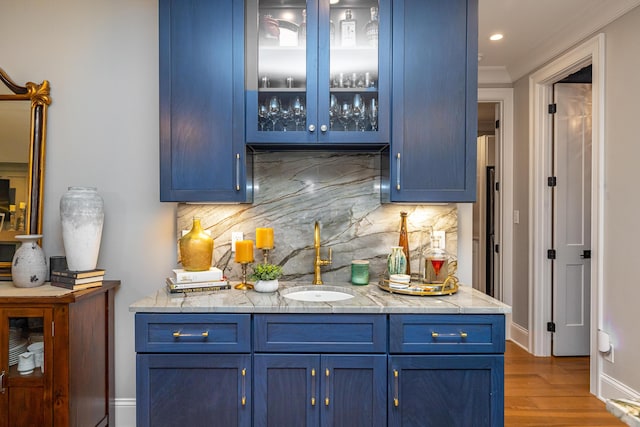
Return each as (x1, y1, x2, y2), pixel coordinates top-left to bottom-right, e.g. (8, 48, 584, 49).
(478, 88, 514, 336)
(528, 34, 604, 395)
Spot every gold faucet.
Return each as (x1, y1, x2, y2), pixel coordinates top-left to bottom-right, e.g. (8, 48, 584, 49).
(313, 221, 332, 285)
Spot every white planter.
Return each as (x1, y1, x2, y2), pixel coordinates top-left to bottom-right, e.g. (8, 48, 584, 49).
(12, 234, 47, 288)
(60, 187, 104, 271)
(254, 279, 279, 293)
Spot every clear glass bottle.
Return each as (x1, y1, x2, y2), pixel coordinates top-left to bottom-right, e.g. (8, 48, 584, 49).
(365, 6, 379, 47)
(398, 211, 410, 275)
(425, 235, 448, 283)
(340, 9, 357, 47)
(298, 9, 307, 47)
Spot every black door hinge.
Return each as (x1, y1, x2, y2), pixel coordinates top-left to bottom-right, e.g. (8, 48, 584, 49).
(495, 119, 500, 129)
(495, 244, 500, 254)
(547, 249, 556, 259)
(548, 176, 557, 187)
(495, 182, 500, 191)
(547, 322, 556, 332)
(548, 103, 557, 114)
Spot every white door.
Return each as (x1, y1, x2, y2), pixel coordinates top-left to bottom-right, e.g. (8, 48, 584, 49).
(552, 83, 592, 356)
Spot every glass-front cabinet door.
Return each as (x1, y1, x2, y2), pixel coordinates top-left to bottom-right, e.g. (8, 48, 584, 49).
(0, 308, 52, 427)
(246, 0, 389, 146)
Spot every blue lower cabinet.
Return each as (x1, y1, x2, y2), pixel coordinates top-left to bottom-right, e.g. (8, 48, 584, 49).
(254, 354, 387, 427)
(388, 355, 504, 427)
(136, 354, 251, 427)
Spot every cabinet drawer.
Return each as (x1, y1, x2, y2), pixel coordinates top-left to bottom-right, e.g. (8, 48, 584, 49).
(390, 314, 504, 354)
(135, 313, 251, 353)
(254, 314, 387, 353)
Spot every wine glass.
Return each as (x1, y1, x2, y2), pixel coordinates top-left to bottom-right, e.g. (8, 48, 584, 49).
(258, 103, 268, 131)
(280, 103, 293, 132)
(329, 94, 338, 130)
(338, 101, 353, 131)
(268, 96, 281, 131)
(368, 98, 378, 131)
(292, 96, 305, 131)
(352, 94, 365, 131)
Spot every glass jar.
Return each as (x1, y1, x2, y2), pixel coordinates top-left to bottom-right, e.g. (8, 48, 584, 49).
(424, 236, 448, 283)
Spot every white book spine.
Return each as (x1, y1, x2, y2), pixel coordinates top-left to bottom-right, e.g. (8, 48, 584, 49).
(172, 267, 223, 283)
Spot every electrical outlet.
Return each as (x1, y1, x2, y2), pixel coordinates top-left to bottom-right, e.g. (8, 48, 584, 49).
(604, 345, 615, 363)
(514, 210, 520, 224)
(433, 230, 446, 250)
(231, 231, 243, 252)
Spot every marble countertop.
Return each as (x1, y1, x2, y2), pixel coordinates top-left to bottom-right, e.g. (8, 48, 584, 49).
(607, 399, 640, 427)
(129, 281, 511, 314)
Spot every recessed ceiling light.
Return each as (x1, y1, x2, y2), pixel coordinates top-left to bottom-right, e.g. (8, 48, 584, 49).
(329, 0, 339, 4)
(489, 33, 504, 41)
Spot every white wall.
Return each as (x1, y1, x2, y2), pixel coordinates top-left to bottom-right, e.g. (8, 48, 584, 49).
(1, 0, 176, 421)
(510, 5, 640, 397)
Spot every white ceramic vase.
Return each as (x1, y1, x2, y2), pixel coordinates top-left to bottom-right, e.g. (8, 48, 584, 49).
(254, 279, 279, 293)
(12, 234, 47, 288)
(60, 187, 104, 271)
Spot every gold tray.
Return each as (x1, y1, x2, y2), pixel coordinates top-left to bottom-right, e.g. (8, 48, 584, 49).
(378, 275, 459, 296)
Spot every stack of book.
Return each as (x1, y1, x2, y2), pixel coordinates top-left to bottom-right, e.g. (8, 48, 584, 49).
(166, 267, 230, 294)
(50, 268, 105, 291)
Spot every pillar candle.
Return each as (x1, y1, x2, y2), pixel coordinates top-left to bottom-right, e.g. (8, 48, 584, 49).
(235, 240, 254, 263)
(255, 227, 274, 249)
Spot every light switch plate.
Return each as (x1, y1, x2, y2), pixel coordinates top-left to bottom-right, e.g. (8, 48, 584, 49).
(231, 232, 243, 252)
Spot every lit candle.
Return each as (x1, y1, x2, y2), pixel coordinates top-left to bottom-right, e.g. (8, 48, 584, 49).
(235, 240, 254, 263)
(255, 227, 274, 249)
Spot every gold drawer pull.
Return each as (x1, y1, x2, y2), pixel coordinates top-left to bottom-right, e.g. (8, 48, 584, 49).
(325, 368, 330, 406)
(393, 370, 399, 407)
(311, 369, 316, 406)
(431, 331, 468, 339)
(241, 368, 247, 406)
(172, 330, 209, 338)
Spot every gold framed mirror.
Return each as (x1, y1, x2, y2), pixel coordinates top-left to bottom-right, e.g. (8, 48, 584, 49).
(0, 67, 51, 280)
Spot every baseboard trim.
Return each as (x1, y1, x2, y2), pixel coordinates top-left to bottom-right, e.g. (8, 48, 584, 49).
(115, 398, 136, 427)
(509, 321, 529, 351)
(599, 372, 640, 402)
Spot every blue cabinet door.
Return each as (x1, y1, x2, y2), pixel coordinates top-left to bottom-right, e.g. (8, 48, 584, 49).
(254, 354, 387, 427)
(321, 355, 387, 427)
(245, 0, 390, 147)
(254, 354, 320, 427)
(136, 354, 251, 427)
(159, 0, 250, 202)
(389, 355, 503, 427)
(387, 0, 478, 202)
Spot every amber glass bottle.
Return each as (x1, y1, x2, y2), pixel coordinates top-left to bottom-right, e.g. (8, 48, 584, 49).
(179, 217, 214, 271)
(398, 212, 410, 275)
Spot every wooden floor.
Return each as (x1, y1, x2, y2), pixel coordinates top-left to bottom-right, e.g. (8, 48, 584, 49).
(505, 341, 624, 426)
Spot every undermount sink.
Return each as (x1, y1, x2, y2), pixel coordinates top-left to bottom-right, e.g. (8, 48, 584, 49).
(283, 286, 355, 302)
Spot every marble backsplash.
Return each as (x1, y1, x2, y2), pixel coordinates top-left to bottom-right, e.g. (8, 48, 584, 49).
(177, 152, 457, 284)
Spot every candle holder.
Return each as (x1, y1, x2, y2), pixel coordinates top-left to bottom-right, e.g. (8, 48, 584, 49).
(235, 262, 254, 290)
(260, 248, 272, 264)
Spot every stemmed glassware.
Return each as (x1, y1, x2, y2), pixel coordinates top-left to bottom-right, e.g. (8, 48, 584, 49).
(258, 103, 269, 131)
(292, 96, 305, 131)
(352, 94, 366, 131)
(280, 103, 293, 131)
(338, 101, 353, 131)
(369, 98, 378, 131)
(329, 94, 338, 130)
(268, 96, 281, 131)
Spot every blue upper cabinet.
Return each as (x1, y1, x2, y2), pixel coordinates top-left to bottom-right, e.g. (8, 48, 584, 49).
(245, 0, 390, 147)
(160, 0, 251, 202)
(385, 0, 478, 203)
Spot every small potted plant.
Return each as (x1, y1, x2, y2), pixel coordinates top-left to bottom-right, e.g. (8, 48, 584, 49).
(250, 263, 283, 293)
